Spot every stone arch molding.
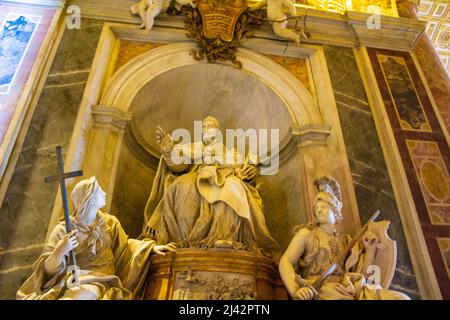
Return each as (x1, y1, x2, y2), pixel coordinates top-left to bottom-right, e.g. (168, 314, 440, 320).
(100, 42, 325, 131)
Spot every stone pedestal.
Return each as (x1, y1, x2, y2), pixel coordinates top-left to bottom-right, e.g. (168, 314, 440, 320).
(143, 248, 288, 300)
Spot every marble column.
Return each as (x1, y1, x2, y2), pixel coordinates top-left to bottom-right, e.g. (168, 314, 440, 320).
(396, 0, 450, 134)
(85, 105, 133, 211)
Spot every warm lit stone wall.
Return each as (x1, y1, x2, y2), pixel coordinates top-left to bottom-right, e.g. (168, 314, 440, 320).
(0, 19, 104, 300)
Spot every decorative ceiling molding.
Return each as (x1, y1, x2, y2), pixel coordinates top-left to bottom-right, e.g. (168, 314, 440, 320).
(417, 0, 450, 75)
(0, 0, 66, 7)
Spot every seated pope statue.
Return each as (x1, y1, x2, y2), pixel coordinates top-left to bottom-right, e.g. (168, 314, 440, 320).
(141, 116, 279, 255)
(17, 177, 176, 300)
(279, 176, 410, 300)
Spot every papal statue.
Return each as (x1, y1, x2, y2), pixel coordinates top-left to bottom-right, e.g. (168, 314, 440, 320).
(141, 116, 279, 255)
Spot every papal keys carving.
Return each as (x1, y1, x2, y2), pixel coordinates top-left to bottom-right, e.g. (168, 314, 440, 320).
(129, 0, 308, 68)
(197, 0, 248, 42)
(184, 0, 264, 68)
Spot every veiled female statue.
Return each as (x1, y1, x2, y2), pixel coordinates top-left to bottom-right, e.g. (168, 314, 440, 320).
(279, 176, 410, 300)
(17, 177, 175, 300)
(141, 116, 279, 255)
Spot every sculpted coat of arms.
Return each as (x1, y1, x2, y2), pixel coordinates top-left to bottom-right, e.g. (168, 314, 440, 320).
(184, 0, 264, 68)
(197, 0, 248, 42)
(129, 0, 309, 68)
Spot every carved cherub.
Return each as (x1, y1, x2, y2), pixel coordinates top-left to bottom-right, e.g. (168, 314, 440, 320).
(130, 0, 196, 33)
(249, 0, 308, 44)
(173, 0, 196, 11)
(131, 0, 166, 32)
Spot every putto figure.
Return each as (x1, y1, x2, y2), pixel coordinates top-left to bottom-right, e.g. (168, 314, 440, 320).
(142, 116, 279, 255)
(279, 176, 410, 300)
(17, 177, 176, 300)
(249, 0, 308, 44)
(130, 0, 196, 33)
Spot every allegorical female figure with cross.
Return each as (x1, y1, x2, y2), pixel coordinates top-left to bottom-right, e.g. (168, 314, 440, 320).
(17, 177, 175, 300)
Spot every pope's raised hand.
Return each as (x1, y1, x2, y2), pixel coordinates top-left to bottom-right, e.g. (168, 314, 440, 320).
(155, 126, 174, 154)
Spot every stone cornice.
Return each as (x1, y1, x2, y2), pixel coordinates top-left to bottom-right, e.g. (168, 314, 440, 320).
(68, 0, 425, 51)
(286, 8, 426, 50)
(91, 105, 133, 130)
(271, 125, 331, 166)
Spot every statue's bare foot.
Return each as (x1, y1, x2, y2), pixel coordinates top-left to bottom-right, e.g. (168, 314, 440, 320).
(260, 250, 273, 259)
(176, 240, 190, 248)
(214, 240, 234, 249)
(298, 29, 309, 40)
(139, 23, 145, 29)
(231, 242, 248, 251)
(294, 34, 301, 46)
(192, 240, 210, 249)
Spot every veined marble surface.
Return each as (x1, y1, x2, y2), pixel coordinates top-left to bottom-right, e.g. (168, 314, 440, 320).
(0, 19, 103, 300)
(323, 45, 422, 299)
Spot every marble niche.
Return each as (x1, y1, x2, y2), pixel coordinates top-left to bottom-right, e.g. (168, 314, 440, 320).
(110, 63, 308, 250)
(103, 62, 313, 299)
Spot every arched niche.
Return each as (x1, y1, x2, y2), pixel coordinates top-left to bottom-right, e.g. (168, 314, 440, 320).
(100, 43, 324, 128)
(84, 42, 330, 247)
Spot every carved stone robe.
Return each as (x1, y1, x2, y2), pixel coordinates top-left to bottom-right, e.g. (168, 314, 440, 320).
(297, 225, 410, 300)
(142, 140, 279, 254)
(17, 212, 155, 300)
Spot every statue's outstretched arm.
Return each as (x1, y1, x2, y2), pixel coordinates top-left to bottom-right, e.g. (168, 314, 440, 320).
(155, 125, 190, 172)
(279, 228, 309, 297)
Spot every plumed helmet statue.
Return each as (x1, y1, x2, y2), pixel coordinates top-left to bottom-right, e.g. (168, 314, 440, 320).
(313, 176, 343, 222)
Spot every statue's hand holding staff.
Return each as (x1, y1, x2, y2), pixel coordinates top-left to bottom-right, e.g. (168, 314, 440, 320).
(295, 275, 319, 300)
(56, 229, 79, 256)
(51, 230, 81, 288)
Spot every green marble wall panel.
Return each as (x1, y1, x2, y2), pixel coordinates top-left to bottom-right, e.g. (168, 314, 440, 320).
(0, 19, 104, 300)
(323, 45, 421, 299)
